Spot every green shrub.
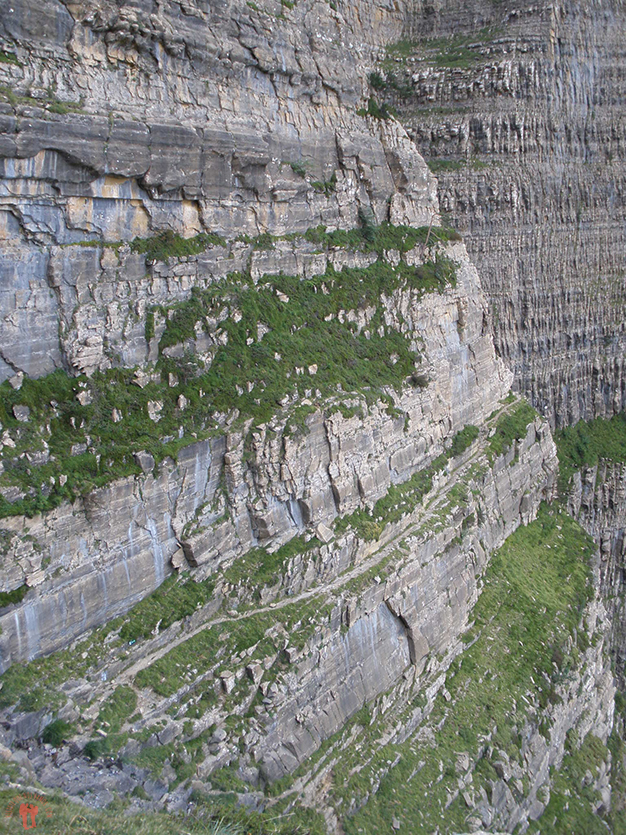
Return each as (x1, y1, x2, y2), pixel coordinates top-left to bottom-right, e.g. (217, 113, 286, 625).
(252, 231, 276, 250)
(0, 50, 20, 65)
(367, 97, 391, 119)
(311, 171, 337, 196)
(42, 719, 73, 746)
(118, 574, 216, 643)
(130, 229, 226, 262)
(290, 160, 306, 177)
(427, 159, 466, 173)
(369, 71, 386, 90)
(83, 737, 110, 760)
(555, 411, 626, 494)
(488, 401, 537, 461)
(145, 307, 156, 342)
(0, 584, 28, 608)
(450, 425, 479, 457)
(410, 372, 429, 388)
(97, 685, 138, 733)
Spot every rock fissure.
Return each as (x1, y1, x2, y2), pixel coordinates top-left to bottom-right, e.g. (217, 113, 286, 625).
(384, 597, 417, 666)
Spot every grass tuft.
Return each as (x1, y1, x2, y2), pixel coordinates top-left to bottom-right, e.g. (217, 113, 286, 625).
(555, 411, 626, 494)
(487, 400, 537, 462)
(130, 230, 227, 261)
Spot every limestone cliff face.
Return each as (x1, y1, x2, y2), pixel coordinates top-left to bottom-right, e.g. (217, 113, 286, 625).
(0, 239, 512, 671)
(381, 0, 626, 428)
(0, 0, 436, 381)
(0, 2, 623, 834)
(0, 0, 517, 672)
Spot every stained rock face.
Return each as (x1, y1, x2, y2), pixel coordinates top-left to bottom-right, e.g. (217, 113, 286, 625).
(0, 0, 436, 380)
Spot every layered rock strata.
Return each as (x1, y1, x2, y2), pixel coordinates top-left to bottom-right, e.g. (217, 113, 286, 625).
(0, 239, 512, 670)
(0, 1, 623, 832)
(379, 0, 626, 427)
(0, 0, 436, 381)
(2, 407, 561, 811)
(569, 460, 626, 686)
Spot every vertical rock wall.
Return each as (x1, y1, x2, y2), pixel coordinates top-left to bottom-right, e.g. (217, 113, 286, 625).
(569, 460, 626, 686)
(389, 0, 626, 427)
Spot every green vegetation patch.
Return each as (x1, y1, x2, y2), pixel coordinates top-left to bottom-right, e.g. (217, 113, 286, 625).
(373, 28, 500, 118)
(0, 780, 326, 835)
(290, 160, 307, 177)
(41, 718, 74, 746)
(0, 85, 83, 113)
(449, 424, 479, 457)
(310, 171, 337, 196)
(158, 267, 414, 420)
(357, 97, 394, 119)
(527, 730, 612, 834)
(130, 229, 227, 261)
(223, 535, 320, 591)
(0, 50, 20, 65)
(114, 573, 216, 644)
(97, 685, 138, 734)
(369, 70, 413, 98)
(383, 27, 497, 70)
(135, 595, 331, 697)
(83, 736, 111, 761)
(607, 727, 626, 833)
(335, 422, 478, 543)
(426, 158, 490, 174)
(487, 400, 537, 462)
(0, 537, 318, 713)
(0, 367, 205, 519)
(0, 225, 460, 520)
(157, 255, 457, 425)
(303, 221, 461, 251)
(555, 410, 626, 494)
(0, 583, 28, 608)
(335, 452, 448, 541)
(427, 158, 466, 173)
(0, 622, 121, 712)
(340, 504, 595, 833)
(0, 575, 211, 712)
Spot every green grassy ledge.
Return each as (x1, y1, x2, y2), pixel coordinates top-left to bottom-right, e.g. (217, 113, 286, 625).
(0, 226, 459, 520)
(555, 411, 626, 495)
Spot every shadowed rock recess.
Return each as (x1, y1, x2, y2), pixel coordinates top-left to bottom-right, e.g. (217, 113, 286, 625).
(0, 1, 625, 834)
